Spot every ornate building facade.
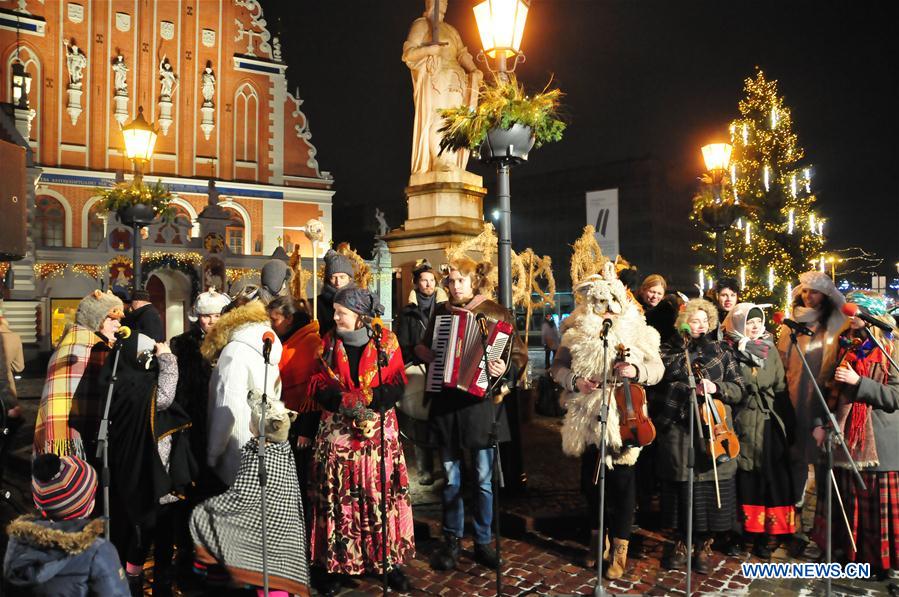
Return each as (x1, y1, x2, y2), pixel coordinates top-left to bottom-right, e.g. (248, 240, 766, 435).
(0, 0, 333, 346)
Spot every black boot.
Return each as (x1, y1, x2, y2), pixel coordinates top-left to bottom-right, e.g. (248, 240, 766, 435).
(661, 540, 687, 570)
(753, 533, 772, 559)
(316, 572, 343, 597)
(127, 572, 144, 597)
(430, 533, 460, 571)
(474, 542, 500, 570)
(387, 567, 412, 592)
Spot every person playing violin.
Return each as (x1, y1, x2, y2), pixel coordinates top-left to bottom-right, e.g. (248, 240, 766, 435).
(653, 298, 745, 574)
(551, 265, 664, 579)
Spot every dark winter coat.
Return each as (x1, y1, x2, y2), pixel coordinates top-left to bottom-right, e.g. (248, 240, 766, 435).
(395, 290, 445, 365)
(729, 346, 794, 472)
(170, 323, 212, 472)
(3, 516, 129, 597)
(653, 333, 745, 482)
(122, 303, 165, 341)
(422, 296, 528, 451)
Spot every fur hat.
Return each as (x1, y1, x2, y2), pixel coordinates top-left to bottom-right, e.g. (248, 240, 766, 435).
(573, 262, 630, 317)
(75, 290, 124, 332)
(791, 270, 845, 310)
(31, 454, 98, 521)
(190, 287, 231, 322)
(260, 259, 293, 299)
(248, 392, 296, 443)
(324, 249, 354, 280)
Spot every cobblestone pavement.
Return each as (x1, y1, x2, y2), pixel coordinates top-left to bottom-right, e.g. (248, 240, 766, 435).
(3, 375, 896, 596)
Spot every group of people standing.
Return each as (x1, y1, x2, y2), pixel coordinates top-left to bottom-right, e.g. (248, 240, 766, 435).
(552, 267, 899, 580)
(3, 248, 528, 597)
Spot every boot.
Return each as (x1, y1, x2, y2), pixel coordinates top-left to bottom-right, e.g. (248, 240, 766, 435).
(694, 537, 714, 575)
(752, 533, 772, 559)
(605, 538, 629, 580)
(429, 533, 460, 571)
(662, 540, 687, 570)
(387, 567, 411, 592)
(474, 542, 501, 570)
(127, 572, 144, 597)
(583, 530, 603, 569)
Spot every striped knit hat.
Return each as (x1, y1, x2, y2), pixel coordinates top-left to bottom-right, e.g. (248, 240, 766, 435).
(31, 454, 98, 520)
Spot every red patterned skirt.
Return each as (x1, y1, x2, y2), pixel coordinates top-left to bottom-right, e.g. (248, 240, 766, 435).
(309, 409, 415, 575)
(737, 416, 796, 535)
(815, 469, 899, 571)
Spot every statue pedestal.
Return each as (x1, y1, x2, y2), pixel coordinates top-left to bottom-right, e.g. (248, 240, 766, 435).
(385, 170, 487, 313)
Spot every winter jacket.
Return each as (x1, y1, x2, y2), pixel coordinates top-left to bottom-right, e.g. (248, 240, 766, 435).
(3, 516, 129, 597)
(122, 303, 165, 341)
(730, 347, 794, 472)
(653, 333, 745, 483)
(203, 301, 283, 486)
(279, 320, 322, 439)
(422, 296, 528, 451)
(170, 323, 212, 473)
(395, 289, 446, 365)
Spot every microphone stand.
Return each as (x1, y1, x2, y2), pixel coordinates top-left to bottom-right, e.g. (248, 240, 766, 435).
(368, 323, 389, 597)
(786, 328, 866, 597)
(591, 324, 612, 597)
(476, 315, 507, 597)
(96, 335, 126, 541)
(681, 337, 700, 597)
(258, 340, 272, 597)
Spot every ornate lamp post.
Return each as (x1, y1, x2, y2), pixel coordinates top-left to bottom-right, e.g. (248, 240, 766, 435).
(699, 143, 739, 279)
(473, 0, 530, 310)
(120, 106, 158, 290)
(10, 61, 32, 109)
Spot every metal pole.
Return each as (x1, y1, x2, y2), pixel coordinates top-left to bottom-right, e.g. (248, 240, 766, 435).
(131, 161, 144, 290)
(714, 229, 724, 280)
(497, 164, 512, 310)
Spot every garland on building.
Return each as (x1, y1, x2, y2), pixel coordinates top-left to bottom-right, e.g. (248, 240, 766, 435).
(140, 252, 202, 297)
(690, 69, 824, 302)
(33, 263, 103, 280)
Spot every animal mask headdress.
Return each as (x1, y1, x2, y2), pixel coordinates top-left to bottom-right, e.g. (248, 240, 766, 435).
(573, 261, 629, 317)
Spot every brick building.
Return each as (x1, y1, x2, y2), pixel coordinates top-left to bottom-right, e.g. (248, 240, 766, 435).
(0, 0, 334, 347)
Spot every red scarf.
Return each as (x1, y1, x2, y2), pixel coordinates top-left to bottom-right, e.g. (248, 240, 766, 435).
(837, 335, 889, 455)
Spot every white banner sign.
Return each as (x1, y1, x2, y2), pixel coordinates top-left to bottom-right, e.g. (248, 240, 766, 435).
(585, 188, 619, 259)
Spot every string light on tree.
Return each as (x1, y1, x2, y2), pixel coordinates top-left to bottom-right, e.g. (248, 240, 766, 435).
(690, 69, 825, 300)
(768, 266, 775, 291)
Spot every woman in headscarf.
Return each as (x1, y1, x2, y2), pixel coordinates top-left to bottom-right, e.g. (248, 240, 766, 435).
(653, 298, 745, 574)
(308, 287, 414, 595)
(33, 290, 124, 458)
(817, 290, 899, 577)
(722, 303, 795, 557)
(106, 332, 194, 595)
(777, 270, 846, 555)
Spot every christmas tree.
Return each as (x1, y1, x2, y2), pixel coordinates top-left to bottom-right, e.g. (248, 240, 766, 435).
(691, 69, 825, 303)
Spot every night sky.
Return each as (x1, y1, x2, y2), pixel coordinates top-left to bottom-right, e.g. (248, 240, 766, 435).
(265, 1, 899, 283)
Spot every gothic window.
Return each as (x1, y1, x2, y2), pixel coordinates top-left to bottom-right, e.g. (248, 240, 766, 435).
(35, 195, 65, 247)
(233, 83, 258, 164)
(87, 202, 106, 247)
(224, 207, 245, 254)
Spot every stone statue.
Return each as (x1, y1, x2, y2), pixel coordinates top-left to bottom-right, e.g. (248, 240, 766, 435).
(159, 57, 178, 99)
(201, 65, 216, 106)
(374, 209, 389, 239)
(65, 42, 87, 88)
(403, 0, 482, 176)
(112, 55, 128, 95)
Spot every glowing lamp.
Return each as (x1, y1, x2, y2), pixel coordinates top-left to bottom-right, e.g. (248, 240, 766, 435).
(11, 62, 31, 109)
(473, 0, 529, 60)
(121, 106, 158, 163)
(701, 143, 733, 173)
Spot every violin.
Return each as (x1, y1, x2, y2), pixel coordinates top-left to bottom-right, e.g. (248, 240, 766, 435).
(691, 361, 740, 464)
(614, 344, 656, 448)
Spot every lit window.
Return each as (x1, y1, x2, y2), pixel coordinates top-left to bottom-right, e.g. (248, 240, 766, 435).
(36, 196, 65, 247)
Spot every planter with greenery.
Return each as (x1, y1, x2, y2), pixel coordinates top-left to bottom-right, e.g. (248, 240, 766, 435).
(438, 74, 565, 162)
(96, 179, 175, 225)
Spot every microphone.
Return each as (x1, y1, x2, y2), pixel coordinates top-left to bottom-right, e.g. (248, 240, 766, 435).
(772, 311, 814, 337)
(370, 315, 384, 336)
(115, 325, 131, 340)
(475, 312, 490, 338)
(262, 330, 275, 363)
(678, 322, 692, 338)
(842, 303, 895, 333)
(601, 318, 613, 338)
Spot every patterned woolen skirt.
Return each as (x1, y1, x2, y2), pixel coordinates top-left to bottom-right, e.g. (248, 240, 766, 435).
(661, 476, 737, 535)
(310, 409, 415, 575)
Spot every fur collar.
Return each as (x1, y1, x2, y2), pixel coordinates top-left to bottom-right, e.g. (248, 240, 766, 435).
(406, 287, 448, 305)
(201, 301, 271, 363)
(6, 516, 105, 555)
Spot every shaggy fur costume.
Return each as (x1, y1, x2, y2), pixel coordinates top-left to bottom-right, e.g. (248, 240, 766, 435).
(560, 267, 661, 467)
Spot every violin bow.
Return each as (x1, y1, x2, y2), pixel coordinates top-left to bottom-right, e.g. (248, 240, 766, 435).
(694, 361, 722, 508)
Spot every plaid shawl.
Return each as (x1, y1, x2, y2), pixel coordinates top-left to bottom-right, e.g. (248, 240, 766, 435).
(654, 333, 745, 432)
(33, 325, 111, 457)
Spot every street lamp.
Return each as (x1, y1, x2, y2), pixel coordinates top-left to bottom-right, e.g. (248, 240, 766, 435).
(11, 61, 32, 109)
(698, 142, 739, 279)
(120, 106, 158, 290)
(473, 0, 530, 311)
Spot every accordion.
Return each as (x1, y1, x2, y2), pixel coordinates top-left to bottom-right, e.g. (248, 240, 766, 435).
(425, 311, 514, 398)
